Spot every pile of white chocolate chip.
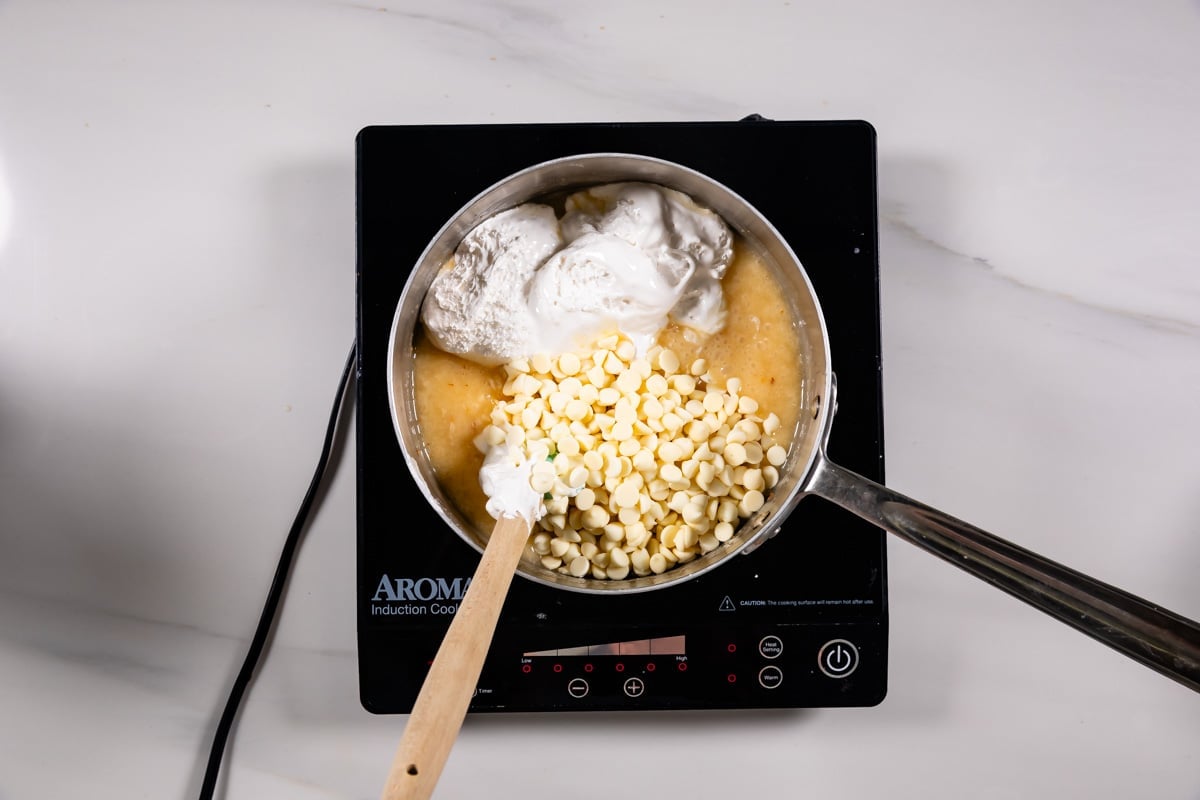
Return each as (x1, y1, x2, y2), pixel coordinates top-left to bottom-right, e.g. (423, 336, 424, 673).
(474, 334, 787, 580)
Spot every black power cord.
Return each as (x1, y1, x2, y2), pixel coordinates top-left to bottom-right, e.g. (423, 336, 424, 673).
(197, 343, 357, 800)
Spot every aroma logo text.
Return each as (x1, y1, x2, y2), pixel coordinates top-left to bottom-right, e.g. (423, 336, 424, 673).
(371, 575, 472, 602)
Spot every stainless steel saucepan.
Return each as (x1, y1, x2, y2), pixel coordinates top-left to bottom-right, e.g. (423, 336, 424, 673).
(387, 153, 1200, 692)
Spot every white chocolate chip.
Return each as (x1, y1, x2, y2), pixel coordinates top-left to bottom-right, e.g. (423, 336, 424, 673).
(559, 352, 581, 376)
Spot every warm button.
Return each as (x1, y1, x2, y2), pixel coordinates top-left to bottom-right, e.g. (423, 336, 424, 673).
(757, 665, 783, 690)
(817, 639, 859, 678)
(758, 635, 783, 659)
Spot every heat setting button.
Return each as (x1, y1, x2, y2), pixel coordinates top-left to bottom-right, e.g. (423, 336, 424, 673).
(758, 635, 783, 659)
(623, 677, 646, 698)
(818, 639, 859, 678)
(567, 678, 590, 698)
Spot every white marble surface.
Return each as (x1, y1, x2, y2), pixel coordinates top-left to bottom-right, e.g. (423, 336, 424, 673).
(2, 1, 1199, 797)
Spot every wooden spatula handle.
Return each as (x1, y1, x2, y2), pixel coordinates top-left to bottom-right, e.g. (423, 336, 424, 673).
(381, 514, 532, 800)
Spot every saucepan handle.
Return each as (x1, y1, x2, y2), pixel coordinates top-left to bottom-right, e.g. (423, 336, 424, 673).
(804, 453, 1200, 692)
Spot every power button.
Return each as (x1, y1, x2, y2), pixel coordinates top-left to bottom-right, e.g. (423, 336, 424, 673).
(817, 639, 859, 678)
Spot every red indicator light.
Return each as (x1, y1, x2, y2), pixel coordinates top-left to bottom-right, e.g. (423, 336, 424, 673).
(521, 664, 532, 674)
(615, 663, 625, 673)
(727, 643, 737, 654)
(678, 662, 688, 672)
(646, 663, 656, 672)
(552, 663, 563, 673)
(584, 663, 594, 673)
(727, 673, 737, 684)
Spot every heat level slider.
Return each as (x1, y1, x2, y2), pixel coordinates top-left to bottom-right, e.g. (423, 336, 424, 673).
(524, 634, 685, 657)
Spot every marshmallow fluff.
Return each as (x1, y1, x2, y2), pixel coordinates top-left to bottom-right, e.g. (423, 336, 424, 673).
(420, 183, 733, 365)
(557, 183, 731, 338)
(477, 440, 544, 524)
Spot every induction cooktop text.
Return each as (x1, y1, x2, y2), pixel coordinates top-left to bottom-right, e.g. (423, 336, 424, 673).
(369, 574, 471, 615)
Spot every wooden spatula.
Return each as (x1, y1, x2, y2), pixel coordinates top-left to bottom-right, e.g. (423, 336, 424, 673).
(380, 514, 532, 800)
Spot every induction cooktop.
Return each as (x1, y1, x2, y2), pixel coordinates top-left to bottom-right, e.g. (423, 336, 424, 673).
(355, 119, 887, 712)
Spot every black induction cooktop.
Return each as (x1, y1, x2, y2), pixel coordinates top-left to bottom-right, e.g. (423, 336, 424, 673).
(355, 119, 887, 712)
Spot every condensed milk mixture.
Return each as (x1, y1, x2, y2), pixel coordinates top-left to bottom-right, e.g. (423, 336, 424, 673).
(413, 183, 804, 579)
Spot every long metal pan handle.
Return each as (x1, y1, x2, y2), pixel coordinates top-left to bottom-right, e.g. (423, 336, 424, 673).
(805, 452, 1200, 692)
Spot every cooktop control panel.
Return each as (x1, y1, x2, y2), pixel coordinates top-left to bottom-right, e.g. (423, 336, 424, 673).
(364, 621, 885, 711)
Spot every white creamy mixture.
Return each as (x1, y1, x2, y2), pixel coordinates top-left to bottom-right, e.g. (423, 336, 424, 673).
(477, 439, 544, 524)
(421, 183, 732, 365)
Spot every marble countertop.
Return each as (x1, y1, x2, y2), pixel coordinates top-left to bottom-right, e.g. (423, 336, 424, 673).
(2, 1, 1198, 797)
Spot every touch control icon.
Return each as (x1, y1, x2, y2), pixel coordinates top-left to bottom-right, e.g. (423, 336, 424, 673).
(758, 665, 783, 689)
(567, 678, 590, 698)
(818, 639, 859, 678)
(758, 635, 783, 659)
(623, 677, 645, 698)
